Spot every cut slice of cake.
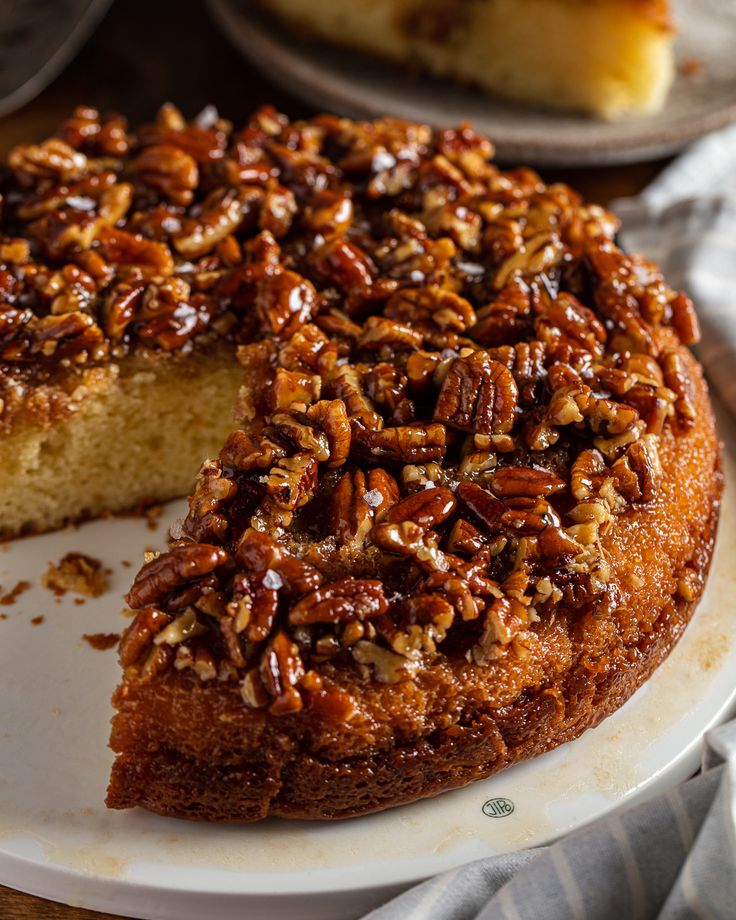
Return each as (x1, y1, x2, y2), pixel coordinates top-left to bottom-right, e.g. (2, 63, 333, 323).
(106, 111, 720, 823)
(259, 0, 676, 119)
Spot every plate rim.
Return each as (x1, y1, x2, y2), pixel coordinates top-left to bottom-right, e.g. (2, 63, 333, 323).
(207, 0, 736, 167)
(0, 406, 734, 916)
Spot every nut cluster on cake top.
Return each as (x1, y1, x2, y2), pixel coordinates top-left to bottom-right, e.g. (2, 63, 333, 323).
(1, 105, 699, 719)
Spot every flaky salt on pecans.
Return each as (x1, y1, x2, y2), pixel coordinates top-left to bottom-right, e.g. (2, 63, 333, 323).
(37, 104, 700, 716)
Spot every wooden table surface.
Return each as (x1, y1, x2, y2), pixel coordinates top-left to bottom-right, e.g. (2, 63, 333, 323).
(0, 1, 665, 917)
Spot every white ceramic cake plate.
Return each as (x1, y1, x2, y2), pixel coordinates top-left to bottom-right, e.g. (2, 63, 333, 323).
(0, 398, 734, 920)
(208, 0, 736, 167)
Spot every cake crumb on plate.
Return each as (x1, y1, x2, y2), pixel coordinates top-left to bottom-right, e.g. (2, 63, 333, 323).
(42, 553, 107, 598)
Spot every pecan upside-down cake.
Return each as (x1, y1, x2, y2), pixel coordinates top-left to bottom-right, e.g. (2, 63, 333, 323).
(99, 107, 721, 821)
(0, 105, 717, 820)
(259, 0, 676, 119)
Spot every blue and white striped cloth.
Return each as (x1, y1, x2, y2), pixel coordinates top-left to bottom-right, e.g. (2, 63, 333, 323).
(362, 125, 736, 920)
(615, 122, 736, 412)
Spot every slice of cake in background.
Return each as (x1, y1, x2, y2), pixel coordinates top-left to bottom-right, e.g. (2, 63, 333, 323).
(259, 0, 676, 119)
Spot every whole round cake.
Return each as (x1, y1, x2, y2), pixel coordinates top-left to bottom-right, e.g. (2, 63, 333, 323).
(24, 105, 712, 823)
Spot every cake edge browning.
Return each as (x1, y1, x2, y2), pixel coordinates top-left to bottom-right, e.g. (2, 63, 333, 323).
(105, 491, 720, 822)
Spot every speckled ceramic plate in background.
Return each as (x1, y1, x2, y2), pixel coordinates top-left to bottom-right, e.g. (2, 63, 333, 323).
(207, 0, 736, 166)
(0, 397, 734, 920)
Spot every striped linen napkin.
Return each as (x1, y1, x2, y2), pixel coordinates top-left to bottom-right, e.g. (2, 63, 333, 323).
(362, 124, 736, 920)
(615, 122, 736, 411)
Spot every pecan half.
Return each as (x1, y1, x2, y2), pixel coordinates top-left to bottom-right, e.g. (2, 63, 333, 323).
(446, 518, 486, 555)
(255, 270, 319, 339)
(183, 460, 237, 543)
(234, 530, 322, 594)
(370, 521, 449, 573)
(260, 632, 305, 715)
(351, 421, 446, 463)
(329, 468, 399, 546)
(271, 412, 330, 462)
(174, 187, 260, 258)
(9, 138, 87, 184)
(611, 435, 661, 502)
(269, 367, 321, 412)
(265, 451, 319, 511)
(385, 285, 477, 333)
(306, 399, 352, 467)
(126, 545, 228, 609)
(326, 364, 382, 428)
(131, 144, 199, 205)
(660, 349, 696, 428)
(491, 467, 565, 498)
(358, 316, 424, 351)
(31, 311, 104, 359)
(97, 227, 173, 276)
(434, 350, 518, 435)
(289, 579, 389, 624)
(385, 487, 457, 530)
(455, 482, 505, 532)
(219, 431, 286, 472)
(118, 608, 172, 667)
(471, 596, 531, 664)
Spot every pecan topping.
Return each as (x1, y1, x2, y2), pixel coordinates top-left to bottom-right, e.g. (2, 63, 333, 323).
(265, 451, 319, 511)
(329, 468, 399, 546)
(385, 487, 456, 530)
(126, 545, 229, 609)
(434, 351, 518, 435)
(91, 105, 703, 709)
(235, 530, 322, 595)
(132, 144, 199, 205)
(352, 421, 446, 463)
(260, 632, 305, 715)
(491, 467, 565, 499)
(289, 579, 389, 625)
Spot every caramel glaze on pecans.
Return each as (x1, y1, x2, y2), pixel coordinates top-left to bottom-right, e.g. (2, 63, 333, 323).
(65, 103, 703, 719)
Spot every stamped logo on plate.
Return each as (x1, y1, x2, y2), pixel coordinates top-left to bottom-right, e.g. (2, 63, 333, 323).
(482, 797, 515, 818)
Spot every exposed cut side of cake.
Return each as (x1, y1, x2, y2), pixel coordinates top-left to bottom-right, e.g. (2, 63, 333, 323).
(0, 346, 242, 536)
(259, 0, 676, 119)
(106, 111, 721, 823)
